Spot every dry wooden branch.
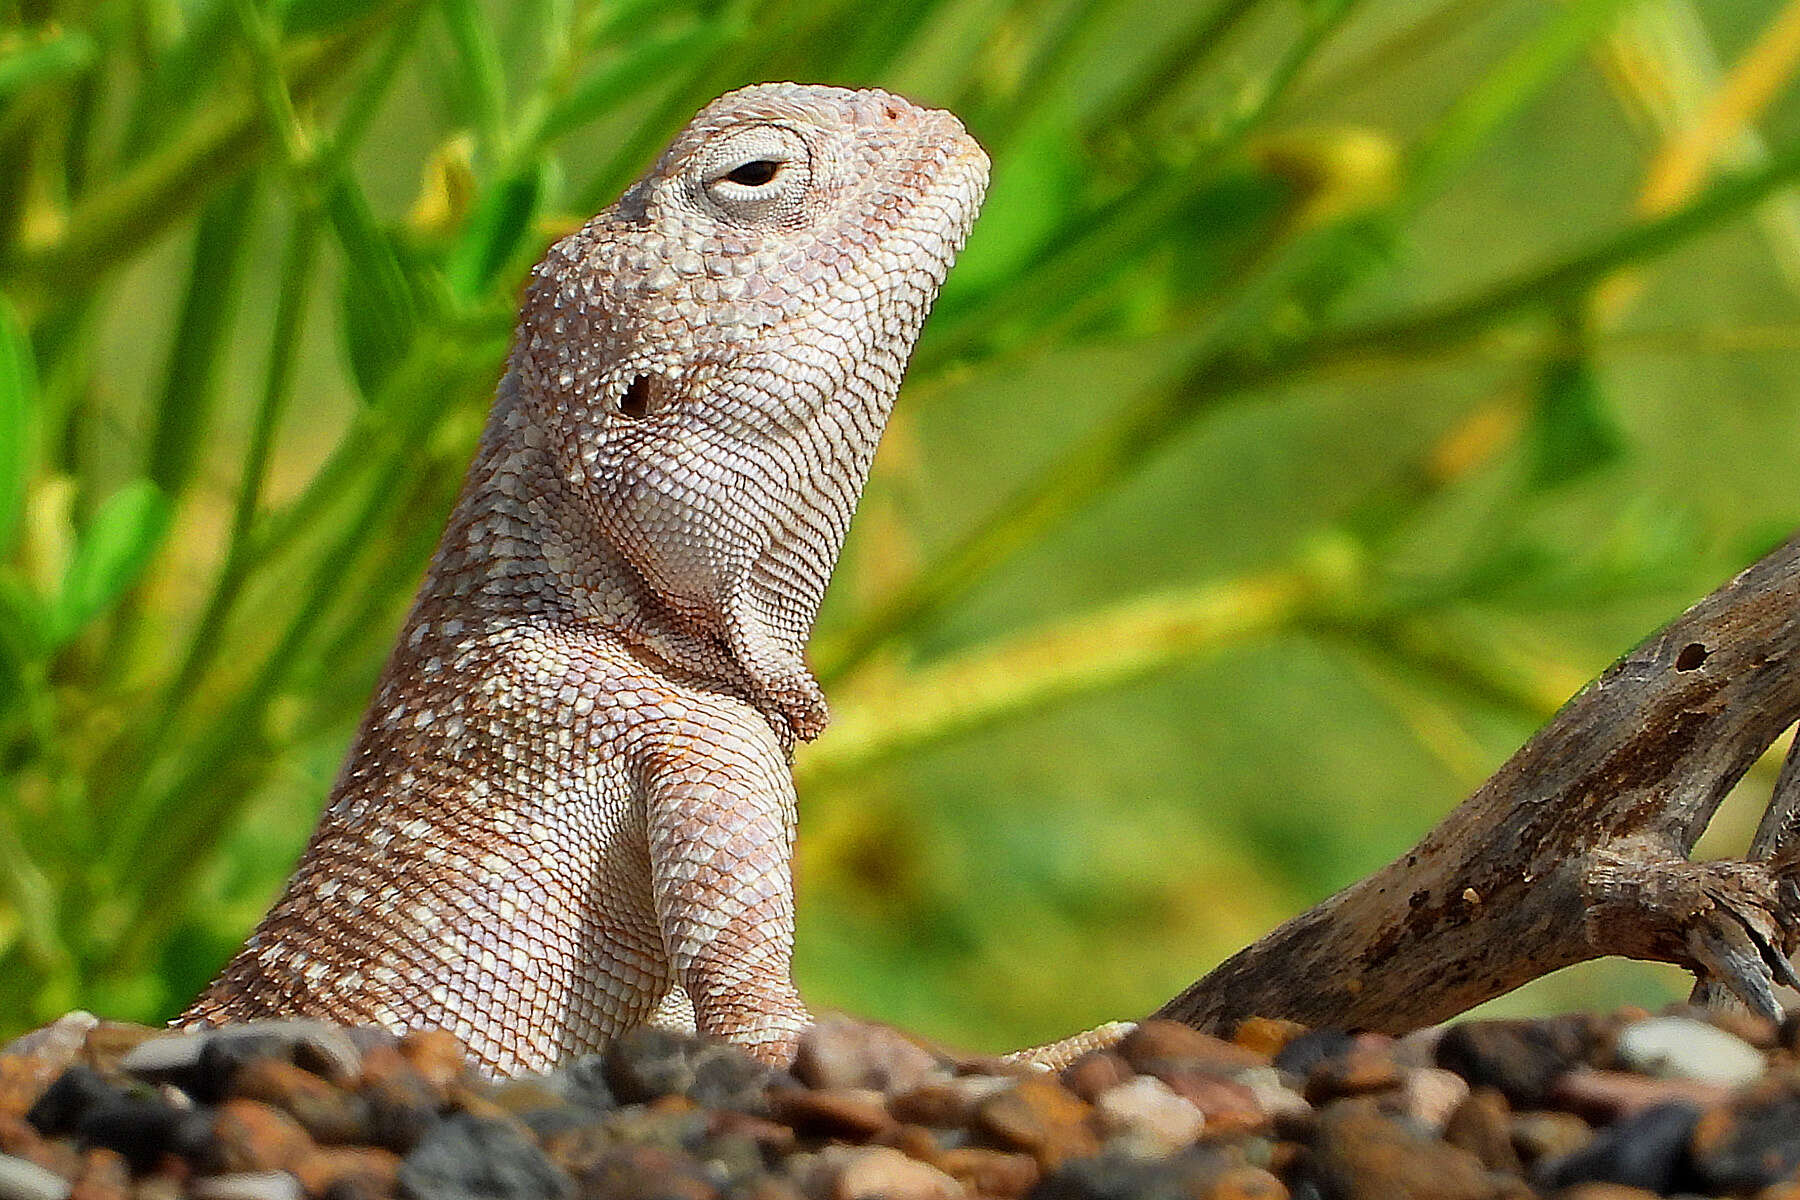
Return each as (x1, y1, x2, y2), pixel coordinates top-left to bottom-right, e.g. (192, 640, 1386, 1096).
(1158, 532, 1800, 1034)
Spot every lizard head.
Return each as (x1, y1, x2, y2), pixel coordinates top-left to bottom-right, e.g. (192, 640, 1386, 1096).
(506, 84, 989, 740)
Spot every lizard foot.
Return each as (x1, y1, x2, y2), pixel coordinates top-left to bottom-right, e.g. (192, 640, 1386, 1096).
(1587, 851, 1800, 1022)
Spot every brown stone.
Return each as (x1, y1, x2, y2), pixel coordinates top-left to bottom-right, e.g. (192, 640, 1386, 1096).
(207, 1098, 315, 1174)
(889, 1077, 1009, 1128)
(230, 1058, 369, 1144)
(932, 1146, 1038, 1197)
(79, 1025, 160, 1077)
(290, 1145, 400, 1198)
(68, 1147, 130, 1200)
(1507, 1111, 1593, 1166)
(873, 1124, 942, 1162)
(1307, 1098, 1498, 1200)
(354, 1047, 440, 1153)
(1551, 1068, 1728, 1123)
(1118, 1021, 1267, 1078)
(708, 1109, 798, 1155)
(0, 1112, 66, 1174)
(972, 1076, 1097, 1167)
(1442, 1089, 1520, 1176)
(767, 1086, 894, 1140)
(1303, 1038, 1402, 1105)
(1233, 1019, 1308, 1060)
(1203, 1165, 1289, 1200)
(801, 1145, 961, 1200)
(791, 1020, 943, 1095)
(1160, 1074, 1269, 1135)
(736, 1179, 805, 1200)
(1709, 1010, 1778, 1050)
(0, 1054, 65, 1123)
(1060, 1051, 1135, 1103)
(573, 1144, 716, 1200)
(396, 1030, 469, 1094)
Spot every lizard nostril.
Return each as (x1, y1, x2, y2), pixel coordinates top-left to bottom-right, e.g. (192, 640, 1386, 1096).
(883, 103, 904, 123)
(619, 375, 653, 418)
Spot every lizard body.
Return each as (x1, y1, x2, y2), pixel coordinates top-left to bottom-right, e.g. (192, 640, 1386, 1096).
(183, 84, 990, 1075)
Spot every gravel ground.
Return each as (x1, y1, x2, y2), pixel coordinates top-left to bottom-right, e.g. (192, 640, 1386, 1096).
(2, 1005, 1799, 1199)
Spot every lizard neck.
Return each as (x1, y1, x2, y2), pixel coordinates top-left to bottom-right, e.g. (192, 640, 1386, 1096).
(412, 374, 758, 719)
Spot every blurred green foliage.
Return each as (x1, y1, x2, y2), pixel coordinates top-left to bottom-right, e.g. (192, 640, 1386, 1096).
(3, 0, 1800, 1052)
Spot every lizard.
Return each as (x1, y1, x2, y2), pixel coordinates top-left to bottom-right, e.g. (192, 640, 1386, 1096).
(179, 82, 994, 1076)
(144, 82, 1800, 1084)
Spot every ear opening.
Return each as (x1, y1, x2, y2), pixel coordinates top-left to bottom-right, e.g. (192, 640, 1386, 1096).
(620, 375, 653, 419)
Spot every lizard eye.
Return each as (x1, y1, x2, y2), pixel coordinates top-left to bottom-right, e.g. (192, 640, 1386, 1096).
(696, 125, 811, 224)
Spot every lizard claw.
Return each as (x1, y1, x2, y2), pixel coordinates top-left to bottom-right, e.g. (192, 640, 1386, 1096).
(1678, 856, 1800, 1019)
(1688, 916, 1790, 1023)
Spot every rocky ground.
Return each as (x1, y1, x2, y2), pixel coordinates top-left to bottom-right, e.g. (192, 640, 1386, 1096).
(1, 1005, 1798, 1199)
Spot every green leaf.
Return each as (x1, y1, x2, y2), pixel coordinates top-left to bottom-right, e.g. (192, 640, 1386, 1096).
(1527, 356, 1625, 490)
(326, 176, 419, 398)
(0, 294, 36, 557)
(443, 160, 550, 301)
(0, 569, 48, 707)
(537, 17, 740, 147)
(0, 27, 96, 104)
(146, 175, 261, 497)
(51, 481, 172, 647)
(278, 0, 388, 35)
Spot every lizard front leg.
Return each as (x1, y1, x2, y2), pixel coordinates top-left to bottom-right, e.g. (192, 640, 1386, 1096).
(642, 699, 812, 1064)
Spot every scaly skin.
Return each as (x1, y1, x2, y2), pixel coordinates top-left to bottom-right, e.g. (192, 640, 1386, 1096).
(182, 84, 990, 1075)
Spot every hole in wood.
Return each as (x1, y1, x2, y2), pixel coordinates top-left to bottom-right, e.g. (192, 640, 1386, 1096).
(620, 375, 652, 419)
(1675, 642, 1710, 671)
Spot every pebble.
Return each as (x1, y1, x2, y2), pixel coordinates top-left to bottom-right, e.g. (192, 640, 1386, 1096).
(205, 1098, 314, 1175)
(188, 1173, 302, 1200)
(1232, 1017, 1309, 1059)
(398, 1111, 572, 1200)
(1303, 1098, 1504, 1200)
(122, 1021, 361, 1099)
(790, 1019, 942, 1094)
(1433, 1017, 1593, 1109)
(1059, 1051, 1135, 1103)
(888, 1076, 1010, 1127)
(230, 1056, 371, 1143)
(564, 1143, 717, 1200)
(800, 1144, 961, 1200)
(1119, 1021, 1269, 1078)
(971, 1075, 1098, 1167)
(67, 1147, 129, 1200)
(1535, 1101, 1699, 1193)
(1613, 1016, 1765, 1088)
(1300, 1036, 1401, 1105)
(1092, 1075, 1205, 1155)
(1398, 1066, 1469, 1131)
(6, 1007, 1800, 1198)
(0, 1154, 70, 1200)
(1552, 1067, 1730, 1121)
(1687, 1075, 1800, 1194)
(1508, 1109, 1594, 1165)
(767, 1085, 892, 1140)
(931, 1146, 1038, 1196)
(1442, 1087, 1520, 1175)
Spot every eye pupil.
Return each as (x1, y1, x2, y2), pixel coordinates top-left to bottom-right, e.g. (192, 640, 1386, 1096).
(725, 159, 781, 186)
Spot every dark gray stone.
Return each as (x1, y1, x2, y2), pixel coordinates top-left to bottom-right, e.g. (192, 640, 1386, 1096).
(398, 1112, 572, 1200)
